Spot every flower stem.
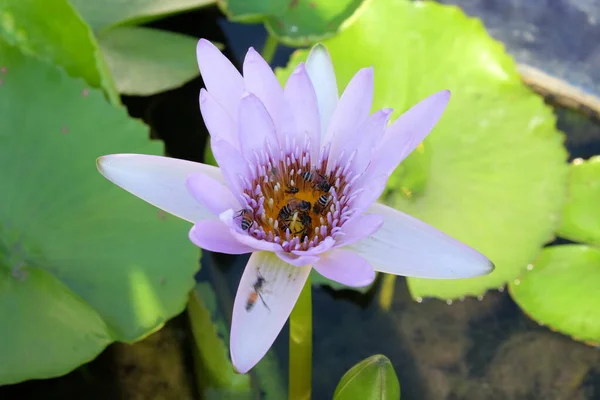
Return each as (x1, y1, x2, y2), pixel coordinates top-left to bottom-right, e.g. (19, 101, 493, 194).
(288, 274, 312, 400)
(378, 274, 396, 311)
(261, 34, 278, 65)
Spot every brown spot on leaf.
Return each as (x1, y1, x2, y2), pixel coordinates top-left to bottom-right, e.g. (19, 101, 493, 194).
(81, 88, 89, 97)
(0, 66, 6, 74)
(157, 210, 167, 220)
(309, 1, 316, 8)
(290, 0, 299, 8)
(61, 126, 69, 134)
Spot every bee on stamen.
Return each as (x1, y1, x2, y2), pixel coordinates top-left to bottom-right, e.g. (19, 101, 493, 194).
(312, 193, 332, 215)
(278, 198, 312, 239)
(301, 171, 332, 192)
(236, 209, 254, 231)
(285, 185, 299, 194)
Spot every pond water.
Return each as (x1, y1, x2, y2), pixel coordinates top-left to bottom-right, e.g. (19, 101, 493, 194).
(2, 1, 600, 399)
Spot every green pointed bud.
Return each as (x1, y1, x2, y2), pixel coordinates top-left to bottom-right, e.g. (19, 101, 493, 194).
(333, 354, 400, 400)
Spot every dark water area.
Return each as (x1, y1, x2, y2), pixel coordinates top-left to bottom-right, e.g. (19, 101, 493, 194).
(2, 1, 600, 399)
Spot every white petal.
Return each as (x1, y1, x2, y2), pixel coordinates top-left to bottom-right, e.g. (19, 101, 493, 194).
(306, 43, 338, 141)
(347, 203, 494, 279)
(230, 252, 311, 373)
(186, 172, 239, 216)
(97, 154, 222, 223)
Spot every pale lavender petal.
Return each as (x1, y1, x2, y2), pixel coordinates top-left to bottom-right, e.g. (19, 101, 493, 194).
(283, 62, 320, 158)
(347, 203, 495, 279)
(306, 43, 338, 139)
(276, 252, 319, 267)
(367, 90, 450, 179)
(334, 214, 384, 248)
(349, 109, 393, 175)
(219, 209, 282, 252)
(211, 139, 249, 201)
(238, 93, 279, 158)
(196, 39, 244, 122)
(349, 174, 388, 215)
(231, 252, 312, 373)
(291, 236, 335, 257)
(323, 67, 374, 170)
(243, 47, 284, 131)
(313, 249, 375, 288)
(97, 154, 222, 223)
(189, 220, 254, 254)
(199, 89, 238, 148)
(185, 172, 239, 216)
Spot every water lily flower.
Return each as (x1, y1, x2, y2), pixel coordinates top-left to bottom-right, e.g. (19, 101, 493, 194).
(97, 39, 493, 374)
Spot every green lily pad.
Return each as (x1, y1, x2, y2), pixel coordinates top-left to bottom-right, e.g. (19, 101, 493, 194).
(98, 26, 200, 95)
(509, 245, 600, 345)
(557, 157, 600, 246)
(277, 0, 568, 299)
(0, 40, 197, 384)
(0, 0, 119, 104)
(219, 0, 366, 46)
(188, 283, 251, 393)
(71, 0, 216, 32)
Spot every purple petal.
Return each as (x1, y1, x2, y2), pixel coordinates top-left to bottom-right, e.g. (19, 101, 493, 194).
(349, 174, 388, 215)
(243, 47, 284, 131)
(347, 203, 495, 279)
(97, 154, 221, 223)
(306, 43, 338, 139)
(196, 39, 244, 123)
(219, 209, 282, 252)
(189, 220, 254, 254)
(238, 93, 279, 158)
(291, 236, 335, 257)
(323, 67, 374, 170)
(231, 252, 312, 373)
(211, 139, 249, 202)
(349, 109, 393, 175)
(199, 89, 238, 148)
(334, 214, 384, 248)
(367, 90, 450, 179)
(283, 63, 320, 158)
(313, 249, 375, 288)
(185, 172, 239, 216)
(276, 251, 319, 267)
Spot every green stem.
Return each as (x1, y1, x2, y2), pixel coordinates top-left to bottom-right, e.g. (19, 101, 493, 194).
(378, 274, 396, 311)
(289, 274, 312, 400)
(261, 34, 278, 65)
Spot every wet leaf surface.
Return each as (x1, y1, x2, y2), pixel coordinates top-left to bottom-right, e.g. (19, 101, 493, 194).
(509, 245, 600, 345)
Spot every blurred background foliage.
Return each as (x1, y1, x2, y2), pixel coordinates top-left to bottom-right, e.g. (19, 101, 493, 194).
(0, 0, 599, 398)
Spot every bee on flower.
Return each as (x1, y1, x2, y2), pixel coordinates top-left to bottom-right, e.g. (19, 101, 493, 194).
(97, 39, 494, 374)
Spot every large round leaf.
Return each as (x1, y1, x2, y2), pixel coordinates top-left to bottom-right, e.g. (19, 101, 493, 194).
(557, 157, 600, 246)
(0, 40, 197, 384)
(277, 0, 568, 299)
(219, 0, 366, 46)
(509, 245, 600, 345)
